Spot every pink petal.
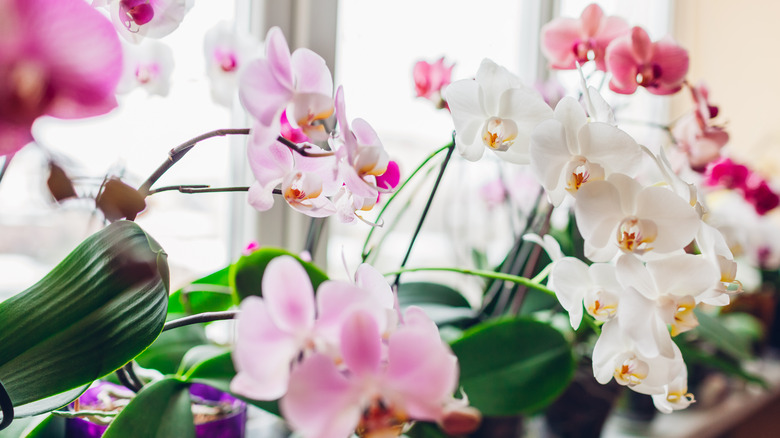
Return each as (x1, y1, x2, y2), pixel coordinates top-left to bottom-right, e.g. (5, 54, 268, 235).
(592, 16, 630, 70)
(262, 256, 316, 333)
(264, 27, 293, 90)
(650, 37, 689, 94)
(629, 27, 653, 63)
(281, 354, 360, 438)
(385, 318, 458, 421)
(580, 4, 604, 37)
(605, 37, 639, 94)
(247, 181, 278, 211)
(239, 59, 294, 126)
(231, 296, 299, 400)
(376, 160, 401, 190)
(247, 137, 292, 186)
(0, 122, 33, 156)
(29, 0, 122, 112)
(540, 18, 581, 69)
(291, 48, 333, 95)
(340, 309, 382, 376)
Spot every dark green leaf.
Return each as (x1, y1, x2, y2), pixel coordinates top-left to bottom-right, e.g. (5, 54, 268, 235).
(135, 320, 208, 375)
(168, 267, 234, 315)
(22, 415, 64, 438)
(230, 248, 328, 302)
(0, 221, 169, 415)
(451, 318, 574, 416)
(675, 340, 766, 387)
(103, 378, 194, 438)
(692, 308, 752, 360)
(397, 282, 471, 308)
(183, 352, 279, 416)
(405, 421, 449, 438)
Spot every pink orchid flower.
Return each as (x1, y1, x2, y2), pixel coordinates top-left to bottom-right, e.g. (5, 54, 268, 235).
(541, 3, 629, 71)
(280, 307, 461, 438)
(203, 21, 259, 107)
(231, 256, 394, 400)
(280, 110, 310, 144)
(605, 26, 689, 95)
(246, 129, 338, 218)
(0, 0, 122, 156)
(332, 86, 390, 220)
(413, 57, 454, 109)
(116, 39, 175, 97)
(672, 83, 729, 170)
(240, 27, 334, 142)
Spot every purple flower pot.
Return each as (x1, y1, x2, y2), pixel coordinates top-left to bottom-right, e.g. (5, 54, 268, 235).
(65, 382, 246, 438)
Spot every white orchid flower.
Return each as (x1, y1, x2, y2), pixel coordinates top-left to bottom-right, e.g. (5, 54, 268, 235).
(529, 97, 642, 206)
(592, 319, 685, 394)
(651, 368, 695, 413)
(615, 254, 719, 358)
(548, 257, 622, 329)
(445, 59, 552, 164)
(574, 173, 701, 262)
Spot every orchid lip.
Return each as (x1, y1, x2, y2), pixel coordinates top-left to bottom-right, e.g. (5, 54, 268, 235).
(481, 117, 518, 152)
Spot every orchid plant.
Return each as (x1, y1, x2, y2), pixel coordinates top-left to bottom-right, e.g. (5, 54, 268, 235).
(0, 1, 774, 438)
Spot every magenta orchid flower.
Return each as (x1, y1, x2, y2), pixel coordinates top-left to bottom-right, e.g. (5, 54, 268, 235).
(541, 3, 629, 71)
(203, 21, 259, 107)
(104, 0, 194, 43)
(240, 27, 334, 142)
(0, 0, 122, 156)
(413, 57, 454, 109)
(246, 131, 338, 218)
(605, 26, 689, 95)
(280, 307, 462, 438)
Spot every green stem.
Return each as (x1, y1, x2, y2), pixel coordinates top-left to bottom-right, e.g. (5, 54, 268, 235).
(361, 143, 452, 261)
(383, 266, 556, 297)
(163, 311, 239, 332)
(392, 142, 455, 288)
(53, 410, 120, 418)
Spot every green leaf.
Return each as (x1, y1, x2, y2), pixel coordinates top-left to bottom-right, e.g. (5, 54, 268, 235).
(230, 248, 328, 302)
(103, 378, 194, 438)
(21, 415, 65, 438)
(675, 340, 766, 387)
(397, 282, 475, 326)
(0, 221, 169, 416)
(183, 352, 279, 416)
(397, 282, 471, 308)
(692, 308, 752, 360)
(450, 318, 574, 416)
(135, 319, 208, 375)
(168, 267, 234, 315)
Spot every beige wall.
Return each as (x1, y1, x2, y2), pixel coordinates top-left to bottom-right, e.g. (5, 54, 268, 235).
(673, 0, 780, 178)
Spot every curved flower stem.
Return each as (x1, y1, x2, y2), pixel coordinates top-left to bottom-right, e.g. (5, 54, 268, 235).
(392, 141, 456, 289)
(304, 218, 327, 259)
(383, 266, 556, 297)
(52, 410, 120, 418)
(275, 136, 335, 157)
(0, 378, 13, 431)
(361, 143, 452, 261)
(163, 310, 239, 332)
(137, 128, 251, 198)
(148, 185, 260, 195)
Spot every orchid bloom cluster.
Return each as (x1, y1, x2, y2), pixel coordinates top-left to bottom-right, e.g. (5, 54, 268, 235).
(541, 3, 689, 95)
(413, 57, 455, 110)
(445, 4, 744, 413)
(230, 255, 478, 437)
(239, 27, 397, 224)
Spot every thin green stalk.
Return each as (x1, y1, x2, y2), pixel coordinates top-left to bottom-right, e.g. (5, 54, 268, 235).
(361, 143, 451, 261)
(392, 143, 455, 288)
(383, 266, 556, 297)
